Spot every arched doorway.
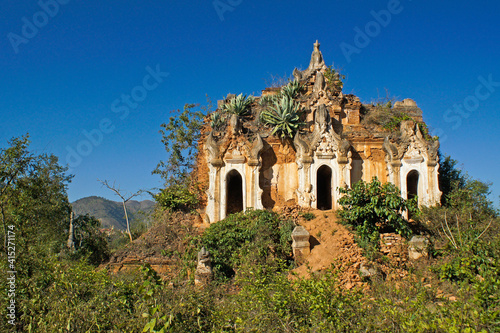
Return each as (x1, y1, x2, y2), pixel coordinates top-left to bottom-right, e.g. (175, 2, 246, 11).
(317, 165, 332, 210)
(226, 170, 243, 215)
(406, 170, 419, 201)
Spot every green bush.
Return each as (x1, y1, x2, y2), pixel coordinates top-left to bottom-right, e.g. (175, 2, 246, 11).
(201, 210, 294, 280)
(338, 177, 418, 252)
(154, 185, 198, 211)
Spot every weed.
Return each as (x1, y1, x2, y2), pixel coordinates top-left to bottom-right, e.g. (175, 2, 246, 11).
(300, 212, 316, 221)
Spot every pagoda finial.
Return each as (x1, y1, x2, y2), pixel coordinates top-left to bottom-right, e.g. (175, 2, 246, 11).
(293, 41, 327, 82)
(309, 40, 325, 71)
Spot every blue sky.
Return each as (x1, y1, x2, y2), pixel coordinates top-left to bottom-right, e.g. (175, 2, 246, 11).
(1, 0, 499, 206)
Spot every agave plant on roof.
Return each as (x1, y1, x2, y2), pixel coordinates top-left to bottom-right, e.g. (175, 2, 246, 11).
(280, 79, 304, 100)
(260, 95, 304, 139)
(222, 93, 254, 117)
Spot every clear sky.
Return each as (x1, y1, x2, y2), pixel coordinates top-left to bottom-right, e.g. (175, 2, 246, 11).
(1, 0, 499, 206)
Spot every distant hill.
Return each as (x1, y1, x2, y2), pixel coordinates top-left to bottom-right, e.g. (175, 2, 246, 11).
(71, 196, 156, 230)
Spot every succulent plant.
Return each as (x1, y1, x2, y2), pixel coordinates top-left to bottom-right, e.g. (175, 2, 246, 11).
(260, 95, 304, 139)
(280, 79, 304, 99)
(222, 93, 254, 116)
(210, 111, 229, 131)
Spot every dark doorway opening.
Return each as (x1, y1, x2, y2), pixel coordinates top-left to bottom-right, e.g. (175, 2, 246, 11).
(226, 170, 243, 215)
(317, 165, 332, 210)
(407, 170, 419, 219)
(407, 170, 419, 201)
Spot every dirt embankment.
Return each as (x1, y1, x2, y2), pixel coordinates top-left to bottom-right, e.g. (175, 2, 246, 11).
(291, 210, 367, 289)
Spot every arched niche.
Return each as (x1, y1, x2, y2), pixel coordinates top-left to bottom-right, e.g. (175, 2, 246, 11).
(316, 165, 332, 210)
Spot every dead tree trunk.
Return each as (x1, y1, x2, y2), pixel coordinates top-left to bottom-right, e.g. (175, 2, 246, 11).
(67, 212, 75, 250)
(98, 179, 143, 242)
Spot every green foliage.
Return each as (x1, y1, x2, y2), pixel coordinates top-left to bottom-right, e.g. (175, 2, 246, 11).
(433, 237, 499, 282)
(420, 165, 499, 320)
(417, 122, 437, 141)
(258, 94, 275, 107)
(214, 266, 362, 332)
(260, 95, 304, 139)
(438, 153, 466, 205)
(362, 95, 422, 133)
(222, 93, 254, 117)
(201, 210, 294, 280)
(153, 103, 207, 186)
(139, 263, 217, 333)
(0, 255, 145, 332)
(0, 134, 72, 255)
(382, 113, 413, 131)
(66, 214, 110, 265)
(154, 185, 198, 212)
(338, 177, 418, 253)
(423, 168, 497, 250)
(300, 212, 316, 221)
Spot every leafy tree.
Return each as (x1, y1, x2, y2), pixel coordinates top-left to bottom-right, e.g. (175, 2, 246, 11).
(153, 103, 207, 186)
(438, 152, 466, 205)
(0, 134, 74, 331)
(67, 214, 110, 265)
(337, 177, 418, 250)
(0, 134, 72, 255)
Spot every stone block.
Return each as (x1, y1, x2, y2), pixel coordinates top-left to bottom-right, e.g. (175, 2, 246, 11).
(195, 247, 213, 285)
(292, 226, 310, 264)
(408, 236, 430, 260)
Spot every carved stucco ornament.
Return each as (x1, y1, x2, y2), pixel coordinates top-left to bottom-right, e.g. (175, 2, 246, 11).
(294, 103, 351, 162)
(230, 114, 241, 135)
(383, 121, 440, 167)
(205, 131, 223, 167)
(248, 134, 264, 166)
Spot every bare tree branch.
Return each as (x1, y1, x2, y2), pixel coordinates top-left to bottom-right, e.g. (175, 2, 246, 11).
(98, 179, 144, 242)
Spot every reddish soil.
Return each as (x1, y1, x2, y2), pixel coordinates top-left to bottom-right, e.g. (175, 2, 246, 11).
(291, 209, 367, 289)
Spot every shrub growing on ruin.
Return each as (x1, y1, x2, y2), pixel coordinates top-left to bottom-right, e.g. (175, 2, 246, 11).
(337, 177, 417, 250)
(153, 103, 207, 186)
(154, 184, 199, 212)
(201, 210, 294, 280)
(324, 65, 345, 90)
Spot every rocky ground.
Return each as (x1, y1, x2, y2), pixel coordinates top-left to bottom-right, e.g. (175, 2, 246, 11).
(105, 208, 429, 292)
(290, 209, 415, 290)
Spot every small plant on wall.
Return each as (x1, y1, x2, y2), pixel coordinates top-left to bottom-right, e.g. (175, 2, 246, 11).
(324, 65, 345, 91)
